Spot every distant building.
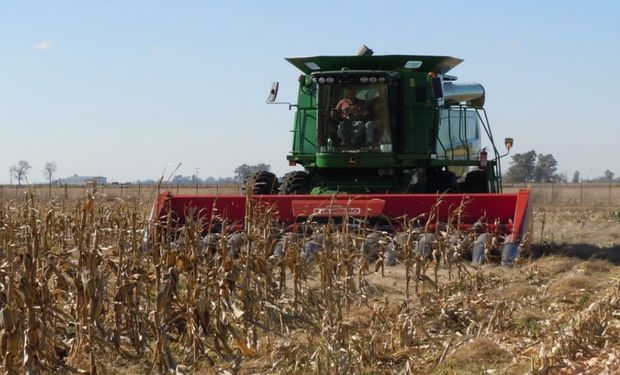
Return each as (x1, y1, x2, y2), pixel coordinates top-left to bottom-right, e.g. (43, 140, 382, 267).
(58, 174, 107, 185)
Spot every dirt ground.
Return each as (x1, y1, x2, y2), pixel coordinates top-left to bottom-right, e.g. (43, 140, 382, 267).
(532, 207, 620, 260)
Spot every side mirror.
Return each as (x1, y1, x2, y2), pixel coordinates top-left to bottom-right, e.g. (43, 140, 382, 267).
(504, 137, 514, 151)
(267, 82, 279, 103)
(266, 81, 296, 110)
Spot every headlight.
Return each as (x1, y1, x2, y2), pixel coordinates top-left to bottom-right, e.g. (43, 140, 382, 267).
(378, 77, 386, 83)
(318, 77, 326, 84)
(326, 77, 335, 84)
(369, 77, 378, 83)
(360, 77, 369, 83)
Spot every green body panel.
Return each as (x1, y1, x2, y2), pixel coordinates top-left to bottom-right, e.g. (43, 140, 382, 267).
(283, 53, 502, 194)
(309, 168, 412, 194)
(316, 153, 395, 168)
(291, 77, 318, 155)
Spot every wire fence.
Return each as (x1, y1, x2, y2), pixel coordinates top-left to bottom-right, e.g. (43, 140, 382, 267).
(1, 182, 619, 208)
(0, 183, 243, 202)
(504, 182, 620, 207)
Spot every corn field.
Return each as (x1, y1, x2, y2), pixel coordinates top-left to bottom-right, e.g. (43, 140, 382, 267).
(0, 190, 619, 374)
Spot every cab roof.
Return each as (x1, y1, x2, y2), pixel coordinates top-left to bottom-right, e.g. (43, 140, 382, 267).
(286, 55, 463, 75)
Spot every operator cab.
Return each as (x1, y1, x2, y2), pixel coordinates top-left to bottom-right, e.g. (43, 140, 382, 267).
(314, 72, 396, 154)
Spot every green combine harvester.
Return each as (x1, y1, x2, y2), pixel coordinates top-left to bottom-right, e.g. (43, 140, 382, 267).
(257, 45, 510, 196)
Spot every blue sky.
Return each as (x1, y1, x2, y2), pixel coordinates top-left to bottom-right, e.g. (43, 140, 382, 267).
(1, 1, 618, 183)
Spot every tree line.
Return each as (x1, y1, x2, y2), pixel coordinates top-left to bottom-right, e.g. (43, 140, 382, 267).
(136, 163, 273, 185)
(8, 155, 618, 187)
(503, 150, 617, 184)
(5, 159, 277, 186)
(8, 160, 57, 186)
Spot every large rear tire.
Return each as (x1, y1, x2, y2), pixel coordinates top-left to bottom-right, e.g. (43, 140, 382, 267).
(246, 171, 279, 195)
(460, 170, 489, 193)
(426, 169, 459, 194)
(278, 171, 311, 194)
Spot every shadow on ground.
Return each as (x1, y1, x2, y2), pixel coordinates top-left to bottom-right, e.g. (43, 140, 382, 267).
(532, 243, 620, 264)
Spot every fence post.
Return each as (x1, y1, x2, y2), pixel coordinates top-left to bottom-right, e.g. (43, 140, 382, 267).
(550, 183, 554, 204)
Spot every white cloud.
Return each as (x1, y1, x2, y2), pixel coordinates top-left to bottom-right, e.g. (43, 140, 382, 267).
(33, 41, 53, 51)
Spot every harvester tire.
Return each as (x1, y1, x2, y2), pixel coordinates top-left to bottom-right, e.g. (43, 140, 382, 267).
(426, 169, 459, 194)
(460, 170, 489, 193)
(446, 172, 459, 193)
(246, 171, 280, 195)
(278, 171, 311, 194)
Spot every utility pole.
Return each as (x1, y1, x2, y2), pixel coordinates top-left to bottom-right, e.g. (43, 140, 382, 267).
(194, 167, 200, 194)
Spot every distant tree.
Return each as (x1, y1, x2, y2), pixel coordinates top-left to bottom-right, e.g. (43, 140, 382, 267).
(503, 150, 537, 183)
(219, 177, 235, 184)
(572, 171, 580, 183)
(555, 172, 568, 183)
(533, 153, 558, 183)
(43, 161, 58, 186)
(10, 160, 31, 185)
(203, 176, 235, 184)
(234, 164, 250, 182)
(162, 174, 237, 185)
(604, 169, 615, 181)
(171, 175, 194, 185)
(234, 163, 271, 182)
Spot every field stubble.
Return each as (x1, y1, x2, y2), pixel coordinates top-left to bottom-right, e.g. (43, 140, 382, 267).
(0, 190, 618, 374)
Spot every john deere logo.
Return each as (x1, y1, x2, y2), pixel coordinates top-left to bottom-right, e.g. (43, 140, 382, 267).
(347, 157, 358, 166)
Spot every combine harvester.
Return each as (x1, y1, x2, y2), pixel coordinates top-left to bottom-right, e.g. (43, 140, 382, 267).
(151, 46, 531, 266)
